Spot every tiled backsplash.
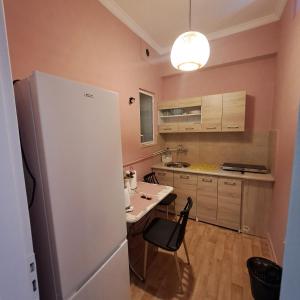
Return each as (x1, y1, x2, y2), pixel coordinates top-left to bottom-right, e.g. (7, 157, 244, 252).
(162, 131, 272, 168)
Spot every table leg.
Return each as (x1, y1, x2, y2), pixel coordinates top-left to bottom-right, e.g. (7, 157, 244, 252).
(127, 221, 147, 281)
(129, 262, 145, 281)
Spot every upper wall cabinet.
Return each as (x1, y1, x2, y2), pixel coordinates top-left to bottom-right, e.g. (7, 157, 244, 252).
(158, 91, 246, 134)
(158, 97, 202, 110)
(158, 97, 202, 133)
(222, 91, 246, 132)
(201, 94, 223, 132)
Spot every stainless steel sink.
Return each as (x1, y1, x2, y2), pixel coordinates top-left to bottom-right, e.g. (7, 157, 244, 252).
(165, 162, 191, 168)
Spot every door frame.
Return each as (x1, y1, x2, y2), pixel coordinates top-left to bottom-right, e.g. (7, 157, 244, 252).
(280, 106, 300, 299)
(0, 1, 38, 299)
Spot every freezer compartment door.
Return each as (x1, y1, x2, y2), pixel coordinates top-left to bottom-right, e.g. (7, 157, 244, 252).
(69, 240, 130, 300)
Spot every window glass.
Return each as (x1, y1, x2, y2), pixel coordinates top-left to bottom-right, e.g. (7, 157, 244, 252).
(139, 91, 154, 144)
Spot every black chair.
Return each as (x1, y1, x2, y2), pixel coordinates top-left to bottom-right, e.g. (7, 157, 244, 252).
(143, 198, 193, 292)
(144, 172, 177, 219)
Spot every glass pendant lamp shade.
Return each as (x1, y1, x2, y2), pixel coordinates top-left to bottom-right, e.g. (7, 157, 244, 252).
(170, 31, 210, 71)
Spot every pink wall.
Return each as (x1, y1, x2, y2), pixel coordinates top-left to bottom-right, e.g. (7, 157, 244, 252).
(162, 56, 276, 131)
(269, 0, 300, 263)
(3, 0, 163, 178)
(160, 22, 279, 77)
(4, 0, 300, 263)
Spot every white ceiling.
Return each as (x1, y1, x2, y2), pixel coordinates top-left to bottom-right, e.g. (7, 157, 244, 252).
(99, 0, 287, 55)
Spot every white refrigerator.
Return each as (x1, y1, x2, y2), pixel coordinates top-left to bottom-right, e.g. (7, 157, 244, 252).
(14, 71, 130, 300)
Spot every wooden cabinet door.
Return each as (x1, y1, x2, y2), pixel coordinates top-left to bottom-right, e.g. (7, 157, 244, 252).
(201, 94, 223, 132)
(158, 124, 178, 133)
(197, 175, 218, 223)
(174, 172, 198, 186)
(153, 169, 174, 186)
(173, 188, 197, 219)
(158, 101, 177, 110)
(174, 172, 197, 219)
(222, 91, 246, 132)
(177, 97, 202, 108)
(242, 180, 272, 237)
(217, 178, 242, 230)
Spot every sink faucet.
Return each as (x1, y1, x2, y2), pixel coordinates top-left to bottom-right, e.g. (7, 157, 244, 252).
(177, 144, 187, 153)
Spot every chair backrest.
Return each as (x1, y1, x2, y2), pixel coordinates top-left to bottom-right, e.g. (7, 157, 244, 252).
(144, 172, 159, 184)
(167, 197, 193, 249)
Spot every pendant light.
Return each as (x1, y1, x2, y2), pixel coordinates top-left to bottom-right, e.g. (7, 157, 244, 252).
(170, 0, 210, 71)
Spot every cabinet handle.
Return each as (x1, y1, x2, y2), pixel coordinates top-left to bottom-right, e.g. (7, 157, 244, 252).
(202, 178, 212, 183)
(185, 127, 195, 130)
(163, 128, 172, 131)
(157, 172, 166, 176)
(180, 175, 190, 179)
(206, 126, 217, 130)
(224, 181, 236, 186)
(227, 125, 239, 129)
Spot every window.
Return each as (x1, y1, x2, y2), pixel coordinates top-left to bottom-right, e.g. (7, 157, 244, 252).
(139, 90, 154, 145)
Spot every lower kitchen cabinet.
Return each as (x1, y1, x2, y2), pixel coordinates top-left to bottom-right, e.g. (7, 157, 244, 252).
(197, 175, 218, 223)
(242, 180, 272, 237)
(217, 178, 242, 230)
(174, 172, 197, 219)
(155, 169, 174, 186)
(197, 176, 242, 230)
(152, 167, 273, 235)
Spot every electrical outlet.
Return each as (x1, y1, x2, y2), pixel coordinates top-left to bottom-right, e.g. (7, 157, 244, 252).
(27, 254, 39, 299)
(242, 225, 250, 233)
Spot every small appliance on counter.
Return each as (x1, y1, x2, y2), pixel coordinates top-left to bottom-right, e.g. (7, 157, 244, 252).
(161, 149, 172, 164)
(125, 170, 137, 190)
(222, 162, 269, 174)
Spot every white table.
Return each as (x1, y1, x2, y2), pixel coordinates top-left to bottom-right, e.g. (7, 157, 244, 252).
(126, 181, 174, 280)
(126, 181, 174, 223)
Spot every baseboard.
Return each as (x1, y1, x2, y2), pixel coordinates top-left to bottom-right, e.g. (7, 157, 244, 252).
(266, 232, 278, 263)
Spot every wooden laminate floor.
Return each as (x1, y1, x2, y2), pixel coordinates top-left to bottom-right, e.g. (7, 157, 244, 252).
(130, 220, 273, 300)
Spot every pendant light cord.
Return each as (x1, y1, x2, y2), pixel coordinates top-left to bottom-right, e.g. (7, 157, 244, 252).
(189, 0, 191, 30)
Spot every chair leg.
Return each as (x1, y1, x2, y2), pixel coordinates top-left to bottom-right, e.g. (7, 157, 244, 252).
(143, 241, 148, 280)
(183, 238, 190, 265)
(174, 251, 183, 292)
(173, 202, 177, 221)
(166, 205, 169, 219)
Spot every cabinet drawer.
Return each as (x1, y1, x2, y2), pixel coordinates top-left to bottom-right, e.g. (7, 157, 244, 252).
(222, 124, 244, 131)
(174, 188, 197, 219)
(158, 124, 178, 133)
(218, 178, 242, 198)
(178, 123, 202, 132)
(201, 124, 222, 132)
(174, 173, 197, 187)
(197, 175, 218, 190)
(153, 169, 174, 186)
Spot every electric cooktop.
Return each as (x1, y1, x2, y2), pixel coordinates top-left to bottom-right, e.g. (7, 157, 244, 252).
(222, 162, 269, 174)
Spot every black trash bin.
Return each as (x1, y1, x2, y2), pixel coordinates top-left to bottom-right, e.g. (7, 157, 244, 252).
(247, 257, 282, 300)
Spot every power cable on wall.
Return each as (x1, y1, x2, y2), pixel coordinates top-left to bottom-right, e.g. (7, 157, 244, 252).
(13, 79, 36, 209)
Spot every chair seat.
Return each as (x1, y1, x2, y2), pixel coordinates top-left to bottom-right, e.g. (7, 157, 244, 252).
(143, 218, 182, 252)
(159, 193, 177, 206)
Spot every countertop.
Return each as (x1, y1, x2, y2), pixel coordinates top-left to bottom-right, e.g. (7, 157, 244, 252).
(126, 182, 173, 223)
(152, 163, 275, 182)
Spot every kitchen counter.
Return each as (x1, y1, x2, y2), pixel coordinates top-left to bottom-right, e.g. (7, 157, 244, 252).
(152, 163, 275, 182)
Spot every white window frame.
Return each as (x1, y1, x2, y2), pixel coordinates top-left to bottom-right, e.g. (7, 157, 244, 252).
(139, 90, 155, 147)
